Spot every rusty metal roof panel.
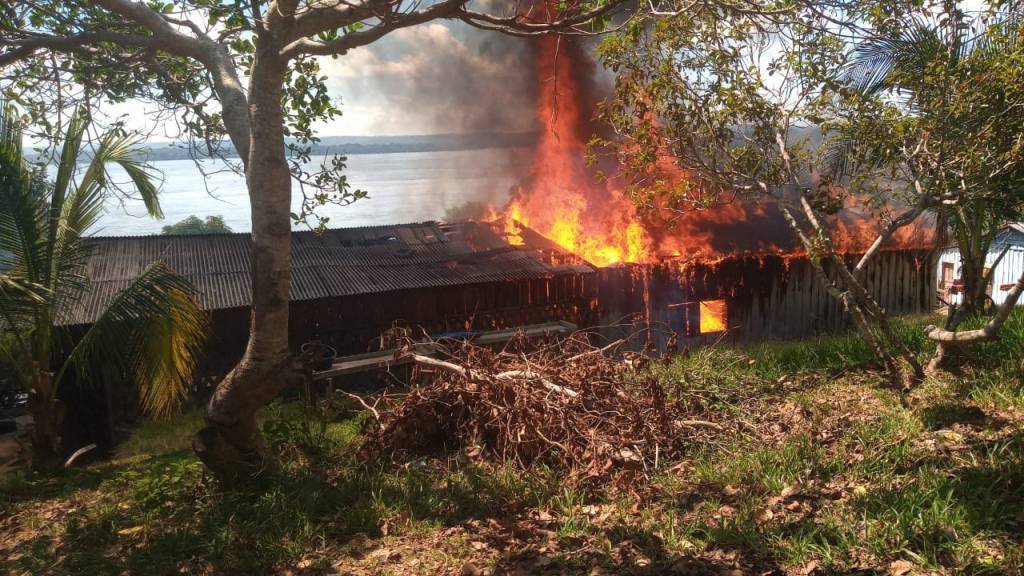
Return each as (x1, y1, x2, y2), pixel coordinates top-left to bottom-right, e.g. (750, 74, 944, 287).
(65, 221, 595, 325)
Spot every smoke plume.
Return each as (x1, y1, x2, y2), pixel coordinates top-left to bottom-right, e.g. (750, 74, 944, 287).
(322, 21, 540, 136)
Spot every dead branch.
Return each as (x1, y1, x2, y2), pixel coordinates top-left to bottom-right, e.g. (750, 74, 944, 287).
(494, 370, 579, 398)
(365, 333, 728, 490)
(406, 354, 471, 376)
(337, 390, 381, 423)
(566, 338, 626, 362)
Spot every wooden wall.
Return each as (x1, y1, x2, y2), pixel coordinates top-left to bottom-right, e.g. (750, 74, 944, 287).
(182, 272, 598, 402)
(597, 250, 935, 349)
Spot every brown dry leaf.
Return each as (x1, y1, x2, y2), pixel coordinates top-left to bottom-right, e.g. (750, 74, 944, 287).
(368, 548, 396, 562)
(723, 484, 740, 496)
(117, 526, 144, 537)
(889, 559, 914, 576)
(470, 540, 489, 551)
(534, 556, 554, 568)
(756, 508, 775, 523)
(798, 559, 819, 574)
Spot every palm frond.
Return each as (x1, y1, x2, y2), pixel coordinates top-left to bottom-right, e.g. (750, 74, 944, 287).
(48, 106, 87, 245)
(59, 261, 207, 418)
(0, 274, 47, 318)
(821, 131, 860, 182)
(847, 23, 944, 96)
(0, 274, 48, 377)
(0, 104, 47, 282)
(50, 128, 163, 311)
(974, 10, 1022, 57)
(76, 130, 162, 222)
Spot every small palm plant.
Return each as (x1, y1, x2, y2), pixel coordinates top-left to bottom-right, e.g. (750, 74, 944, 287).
(0, 106, 207, 471)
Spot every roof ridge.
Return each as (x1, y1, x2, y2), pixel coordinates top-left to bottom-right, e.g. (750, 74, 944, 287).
(89, 220, 445, 240)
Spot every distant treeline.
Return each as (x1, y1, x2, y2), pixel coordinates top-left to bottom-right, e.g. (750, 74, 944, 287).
(137, 132, 538, 162)
(24, 131, 537, 163)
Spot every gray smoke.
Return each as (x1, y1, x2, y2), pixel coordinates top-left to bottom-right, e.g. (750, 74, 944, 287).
(321, 19, 539, 136)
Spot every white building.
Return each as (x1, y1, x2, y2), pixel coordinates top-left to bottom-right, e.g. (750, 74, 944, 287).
(936, 223, 1024, 307)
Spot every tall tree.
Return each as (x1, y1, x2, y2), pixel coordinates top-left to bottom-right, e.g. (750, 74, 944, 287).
(845, 6, 1024, 368)
(0, 105, 206, 471)
(0, 1, 630, 481)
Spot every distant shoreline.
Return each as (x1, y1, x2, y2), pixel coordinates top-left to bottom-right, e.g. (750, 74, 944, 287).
(78, 131, 539, 163)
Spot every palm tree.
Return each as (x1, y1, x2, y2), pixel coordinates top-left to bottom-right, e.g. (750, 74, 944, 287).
(0, 105, 207, 471)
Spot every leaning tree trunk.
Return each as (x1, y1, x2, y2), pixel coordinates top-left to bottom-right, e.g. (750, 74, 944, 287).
(192, 50, 301, 483)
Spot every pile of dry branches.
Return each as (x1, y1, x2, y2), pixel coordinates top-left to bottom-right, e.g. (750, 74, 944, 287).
(362, 334, 725, 488)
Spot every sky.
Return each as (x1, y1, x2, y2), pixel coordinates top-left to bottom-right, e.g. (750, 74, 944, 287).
(100, 19, 540, 139)
(70, 0, 996, 141)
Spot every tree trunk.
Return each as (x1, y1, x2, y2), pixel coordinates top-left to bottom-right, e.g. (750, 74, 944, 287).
(192, 49, 300, 483)
(27, 371, 64, 472)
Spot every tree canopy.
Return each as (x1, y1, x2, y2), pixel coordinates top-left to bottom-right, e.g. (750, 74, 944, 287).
(162, 214, 233, 235)
(594, 0, 1024, 380)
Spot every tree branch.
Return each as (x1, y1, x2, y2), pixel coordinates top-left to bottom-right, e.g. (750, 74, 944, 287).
(853, 191, 936, 279)
(88, 0, 253, 164)
(94, 0, 208, 60)
(281, 0, 467, 58)
(458, 1, 626, 36)
(0, 31, 158, 67)
(925, 268, 1024, 343)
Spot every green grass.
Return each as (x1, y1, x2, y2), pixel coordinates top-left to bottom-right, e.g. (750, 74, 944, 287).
(4, 310, 1024, 574)
(2, 404, 569, 575)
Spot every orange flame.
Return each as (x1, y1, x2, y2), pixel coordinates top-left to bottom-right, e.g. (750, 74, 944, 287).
(494, 35, 655, 267)
(699, 299, 728, 333)
(491, 34, 935, 267)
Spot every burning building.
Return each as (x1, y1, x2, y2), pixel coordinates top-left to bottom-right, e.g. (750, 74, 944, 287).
(486, 34, 937, 348)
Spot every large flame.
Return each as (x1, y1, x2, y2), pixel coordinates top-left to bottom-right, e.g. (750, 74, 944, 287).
(500, 35, 655, 267)
(494, 34, 935, 267)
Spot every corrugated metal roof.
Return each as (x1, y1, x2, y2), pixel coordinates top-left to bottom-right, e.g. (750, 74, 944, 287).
(65, 221, 594, 325)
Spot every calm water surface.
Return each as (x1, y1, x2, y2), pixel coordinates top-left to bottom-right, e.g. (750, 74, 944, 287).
(96, 148, 531, 236)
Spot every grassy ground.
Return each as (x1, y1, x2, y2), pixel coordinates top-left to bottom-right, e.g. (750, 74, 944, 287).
(2, 313, 1023, 575)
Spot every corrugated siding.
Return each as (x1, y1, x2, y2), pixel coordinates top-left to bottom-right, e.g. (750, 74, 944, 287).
(935, 230, 1024, 307)
(65, 221, 594, 325)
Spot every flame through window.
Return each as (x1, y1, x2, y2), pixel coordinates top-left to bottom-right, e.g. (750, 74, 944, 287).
(699, 300, 727, 334)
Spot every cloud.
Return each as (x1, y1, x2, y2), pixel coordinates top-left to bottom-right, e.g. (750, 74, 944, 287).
(320, 22, 539, 136)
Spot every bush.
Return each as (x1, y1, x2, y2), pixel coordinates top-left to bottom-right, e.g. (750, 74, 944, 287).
(161, 215, 232, 235)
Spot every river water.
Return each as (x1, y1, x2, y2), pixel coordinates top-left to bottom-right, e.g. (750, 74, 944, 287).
(95, 147, 531, 236)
